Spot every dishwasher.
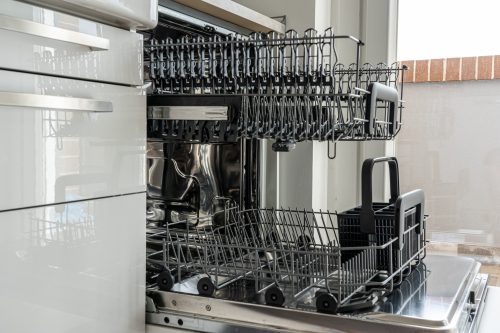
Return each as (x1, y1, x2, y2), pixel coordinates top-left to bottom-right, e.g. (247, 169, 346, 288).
(0, 1, 495, 332)
(142, 4, 490, 333)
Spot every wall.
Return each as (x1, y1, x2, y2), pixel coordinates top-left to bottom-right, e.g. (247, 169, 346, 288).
(396, 79, 500, 246)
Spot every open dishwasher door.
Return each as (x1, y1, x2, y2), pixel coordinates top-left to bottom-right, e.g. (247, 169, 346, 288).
(145, 255, 490, 333)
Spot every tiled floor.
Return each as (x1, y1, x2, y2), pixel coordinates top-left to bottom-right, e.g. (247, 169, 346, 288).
(480, 264, 500, 286)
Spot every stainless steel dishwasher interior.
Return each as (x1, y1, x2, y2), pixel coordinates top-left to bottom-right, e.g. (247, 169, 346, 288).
(142, 4, 489, 333)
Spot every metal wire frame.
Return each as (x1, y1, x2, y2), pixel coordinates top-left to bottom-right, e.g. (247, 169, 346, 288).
(145, 26, 405, 145)
(225, 208, 383, 305)
(379, 262, 428, 315)
(147, 214, 259, 291)
(148, 82, 402, 145)
(238, 78, 402, 143)
(338, 203, 427, 288)
(334, 62, 405, 140)
(239, 94, 344, 142)
(146, 206, 426, 311)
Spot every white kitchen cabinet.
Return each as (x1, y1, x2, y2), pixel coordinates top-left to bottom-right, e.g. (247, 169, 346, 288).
(0, 0, 144, 86)
(0, 69, 146, 212)
(21, 0, 158, 30)
(0, 193, 146, 333)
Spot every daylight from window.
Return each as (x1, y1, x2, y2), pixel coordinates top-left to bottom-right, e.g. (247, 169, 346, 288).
(398, 0, 500, 60)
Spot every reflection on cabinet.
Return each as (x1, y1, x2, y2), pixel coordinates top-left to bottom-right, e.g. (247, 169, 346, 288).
(0, 70, 146, 211)
(0, 193, 146, 333)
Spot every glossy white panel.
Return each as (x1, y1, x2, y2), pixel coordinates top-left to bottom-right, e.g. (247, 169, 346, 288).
(22, 0, 158, 30)
(0, 0, 143, 85)
(478, 287, 500, 333)
(0, 69, 146, 211)
(0, 193, 146, 333)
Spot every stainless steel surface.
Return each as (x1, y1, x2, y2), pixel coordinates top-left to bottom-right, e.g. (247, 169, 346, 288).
(148, 311, 296, 333)
(148, 106, 228, 120)
(0, 13, 109, 51)
(0, 91, 113, 112)
(147, 141, 242, 224)
(147, 324, 197, 333)
(370, 256, 482, 328)
(147, 255, 484, 332)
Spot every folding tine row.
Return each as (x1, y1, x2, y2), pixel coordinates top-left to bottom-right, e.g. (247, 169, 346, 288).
(147, 28, 337, 95)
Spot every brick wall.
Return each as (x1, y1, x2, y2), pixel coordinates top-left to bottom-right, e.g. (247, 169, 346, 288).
(401, 56, 500, 83)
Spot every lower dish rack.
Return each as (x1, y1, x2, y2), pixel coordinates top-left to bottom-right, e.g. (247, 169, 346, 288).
(147, 204, 426, 314)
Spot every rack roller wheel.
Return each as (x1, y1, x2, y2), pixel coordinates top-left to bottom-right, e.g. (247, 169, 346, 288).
(197, 277, 215, 297)
(156, 271, 174, 291)
(265, 286, 285, 307)
(316, 293, 338, 314)
(265, 231, 279, 246)
(297, 235, 312, 249)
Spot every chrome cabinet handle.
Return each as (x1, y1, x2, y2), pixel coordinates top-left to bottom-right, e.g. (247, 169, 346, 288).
(0, 92, 113, 112)
(0, 14, 110, 51)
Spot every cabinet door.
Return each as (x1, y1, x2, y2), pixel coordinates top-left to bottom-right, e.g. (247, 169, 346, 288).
(0, 0, 143, 85)
(0, 193, 145, 333)
(0, 69, 146, 211)
(22, 0, 158, 30)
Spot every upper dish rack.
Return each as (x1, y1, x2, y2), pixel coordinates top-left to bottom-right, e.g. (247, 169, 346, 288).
(145, 28, 406, 146)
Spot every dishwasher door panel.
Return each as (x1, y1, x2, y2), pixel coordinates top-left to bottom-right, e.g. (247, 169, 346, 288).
(0, 0, 143, 85)
(477, 286, 500, 333)
(0, 193, 146, 333)
(0, 69, 146, 211)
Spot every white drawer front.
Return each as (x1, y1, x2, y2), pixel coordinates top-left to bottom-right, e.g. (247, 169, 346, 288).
(0, 69, 146, 211)
(0, 0, 143, 86)
(22, 0, 158, 30)
(0, 194, 145, 333)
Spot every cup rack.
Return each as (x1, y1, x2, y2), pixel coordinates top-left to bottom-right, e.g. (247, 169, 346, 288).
(145, 28, 406, 150)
